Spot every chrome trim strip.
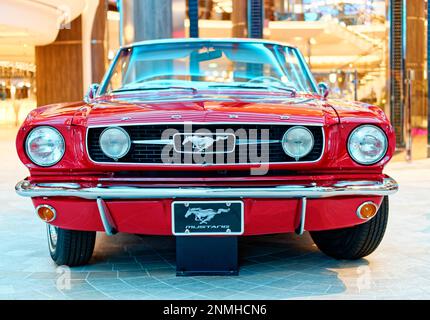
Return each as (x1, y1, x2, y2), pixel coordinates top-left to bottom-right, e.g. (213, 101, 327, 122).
(16, 177, 398, 200)
(133, 139, 173, 145)
(87, 122, 324, 128)
(98, 49, 121, 96)
(295, 197, 307, 236)
(85, 122, 325, 166)
(121, 38, 299, 50)
(296, 46, 319, 93)
(96, 198, 118, 235)
(133, 138, 280, 145)
(236, 139, 280, 145)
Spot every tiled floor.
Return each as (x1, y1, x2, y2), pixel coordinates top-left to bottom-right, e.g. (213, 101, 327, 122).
(1, 127, 430, 299)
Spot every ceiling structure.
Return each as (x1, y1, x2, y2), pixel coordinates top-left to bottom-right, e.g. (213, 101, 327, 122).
(1, 1, 386, 73)
(0, 0, 88, 64)
(195, 19, 386, 72)
(269, 20, 385, 71)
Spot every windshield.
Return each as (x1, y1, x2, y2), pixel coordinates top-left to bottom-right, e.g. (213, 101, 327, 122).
(99, 41, 317, 95)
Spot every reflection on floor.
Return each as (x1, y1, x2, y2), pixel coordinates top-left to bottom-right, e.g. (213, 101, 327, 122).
(1, 127, 430, 299)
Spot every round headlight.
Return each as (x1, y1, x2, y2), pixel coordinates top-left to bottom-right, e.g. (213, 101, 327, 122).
(25, 126, 65, 166)
(348, 125, 388, 165)
(99, 127, 130, 160)
(281, 126, 314, 160)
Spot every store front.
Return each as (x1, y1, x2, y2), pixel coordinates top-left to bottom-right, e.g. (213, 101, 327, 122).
(0, 62, 36, 126)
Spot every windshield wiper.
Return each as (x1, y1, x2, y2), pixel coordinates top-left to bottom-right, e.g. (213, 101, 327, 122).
(208, 83, 297, 95)
(111, 86, 198, 94)
(267, 85, 297, 95)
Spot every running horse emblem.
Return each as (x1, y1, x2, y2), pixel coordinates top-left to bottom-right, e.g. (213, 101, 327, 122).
(185, 207, 231, 224)
(182, 135, 229, 152)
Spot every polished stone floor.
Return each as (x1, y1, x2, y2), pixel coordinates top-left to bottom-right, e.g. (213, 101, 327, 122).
(1, 127, 430, 300)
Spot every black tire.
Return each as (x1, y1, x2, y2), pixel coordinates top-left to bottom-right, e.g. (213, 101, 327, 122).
(310, 196, 389, 260)
(47, 225, 96, 266)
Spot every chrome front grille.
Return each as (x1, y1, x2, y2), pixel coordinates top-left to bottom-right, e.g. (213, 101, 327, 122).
(87, 123, 324, 165)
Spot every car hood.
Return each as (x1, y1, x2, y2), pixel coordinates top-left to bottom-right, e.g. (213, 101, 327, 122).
(325, 98, 389, 125)
(71, 92, 339, 127)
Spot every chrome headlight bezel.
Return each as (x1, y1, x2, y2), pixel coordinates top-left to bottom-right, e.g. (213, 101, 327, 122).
(99, 126, 131, 160)
(281, 126, 315, 160)
(25, 126, 65, 167)
(347, 124, 388, 165)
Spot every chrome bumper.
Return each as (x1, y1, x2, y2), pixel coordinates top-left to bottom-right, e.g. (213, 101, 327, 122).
(15, 176, 398, 200)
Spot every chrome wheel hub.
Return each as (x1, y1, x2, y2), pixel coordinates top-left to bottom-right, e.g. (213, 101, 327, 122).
(47, 224, 58, 252)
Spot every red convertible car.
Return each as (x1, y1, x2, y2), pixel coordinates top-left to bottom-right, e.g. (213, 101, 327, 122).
(16, 38, 398, 266)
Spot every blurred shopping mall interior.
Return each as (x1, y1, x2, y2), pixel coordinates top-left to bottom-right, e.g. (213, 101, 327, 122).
(0, 0, 428, 160)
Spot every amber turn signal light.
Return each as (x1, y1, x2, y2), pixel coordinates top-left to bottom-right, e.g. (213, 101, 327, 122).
(356, 202, 378, 220)
(36, 205, 56, 222)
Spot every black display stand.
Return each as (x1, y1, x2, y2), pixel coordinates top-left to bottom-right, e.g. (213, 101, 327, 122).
(176, 236, 239, 276)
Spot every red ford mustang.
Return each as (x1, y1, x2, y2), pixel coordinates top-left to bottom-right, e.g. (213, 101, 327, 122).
(15, 38, 398, 266)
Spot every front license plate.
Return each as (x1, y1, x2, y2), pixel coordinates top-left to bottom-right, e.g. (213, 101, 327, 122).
(172, 201, 244, 236)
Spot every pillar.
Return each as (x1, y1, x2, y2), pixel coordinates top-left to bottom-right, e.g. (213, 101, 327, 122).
(248, 0, 264, 38)
(389, 0, 428, 157)
(232, 0, 248, 37)
(188, 0, 199, 38)
(406, 0, 426, 130)
(232, 0, 265, 39)
(120, 0, 174, 45)
(403, 0, 428, 159)
(35, 0, 106, 106)
(35, 17, 84, 106)
(82, 0, 107, 90)
(388, 0, 406, 148)
(90, 0, 107, 84)
(428, 0, 430, 156)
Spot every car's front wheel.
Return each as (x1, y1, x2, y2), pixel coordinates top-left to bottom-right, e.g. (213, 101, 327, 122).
(47, 225, 96, 266)
(310, 196, 389, 260)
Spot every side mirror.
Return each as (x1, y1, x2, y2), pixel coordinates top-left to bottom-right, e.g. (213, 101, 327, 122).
(317, 82, 329, 99)
(84, 83, 100, 103)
